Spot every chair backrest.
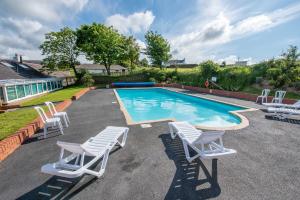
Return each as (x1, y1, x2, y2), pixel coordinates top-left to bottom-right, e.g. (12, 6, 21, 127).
(262, 89, 270, 97)
(45, 101, 57, 116)
(34, 106, 48, 123)
(275, 90, 286, 99)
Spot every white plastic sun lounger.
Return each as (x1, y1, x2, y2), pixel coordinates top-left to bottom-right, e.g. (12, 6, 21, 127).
(168, 122, 236, 162)
(263, 100, 300, 109)
(41, 126, 129, 178)
(267, 107, 300, 119)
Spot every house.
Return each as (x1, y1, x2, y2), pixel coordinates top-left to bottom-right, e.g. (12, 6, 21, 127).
(165, 59, 186, 66)
(164, 58, 198, 68)
(234, 61, 248, 66)
(76, 64, 128, 75)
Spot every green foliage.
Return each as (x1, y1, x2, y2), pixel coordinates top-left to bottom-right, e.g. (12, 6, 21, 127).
(79, 69, 95, 87)
(218, 67, 252, 91)
(145, 31, 171, 69)
(76, 23, 126, 75)
(0, 107, 47, 140)
(199, 60, 220, 79)
(265, 46, 300, 88)
(40, 27, 80, 77)
(140, 58, 149, 67)
(123, 36, 140, 69)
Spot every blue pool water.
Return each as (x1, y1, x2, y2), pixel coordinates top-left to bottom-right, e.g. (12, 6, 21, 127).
(116, 88, 246, 128)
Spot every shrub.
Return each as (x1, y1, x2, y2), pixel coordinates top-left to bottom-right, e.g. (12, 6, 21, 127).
(218, 67, 251, 91)
(81, 72, 95, 86)
(199, 60, 220, 79)
(149, 77, 156, 82)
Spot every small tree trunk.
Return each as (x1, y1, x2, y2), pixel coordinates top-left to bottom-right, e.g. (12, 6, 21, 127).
(105, 64, 111, 75)
(71, 64, 80, 82)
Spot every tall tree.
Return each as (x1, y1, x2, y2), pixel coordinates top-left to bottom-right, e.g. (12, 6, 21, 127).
(76, 23, 126, 75)
(140, 58, 149, 67)
(145, 31, 171, 69)
(124, 36, 140, 69)
(40, 27, 80, 78)
(282, 45, 300, 69)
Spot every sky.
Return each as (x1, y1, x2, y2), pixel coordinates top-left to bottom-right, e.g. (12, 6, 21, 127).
(0, 0, 300, 64)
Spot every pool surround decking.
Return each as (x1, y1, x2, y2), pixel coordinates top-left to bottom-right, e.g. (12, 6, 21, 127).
(0, 88, 299, 199)
(114, 87, 257, 130)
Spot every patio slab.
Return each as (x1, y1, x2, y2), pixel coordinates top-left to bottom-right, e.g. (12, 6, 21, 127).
(0, 88, 299, 199)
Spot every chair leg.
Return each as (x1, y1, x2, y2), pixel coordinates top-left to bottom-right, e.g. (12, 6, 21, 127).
(65, 114, 70, 125)
(58, 121, 64, 135)
(119, 130, 128, 147)
(182, 140, 192, 162)
(169, 124, 176, 139)
(44, 124, 48, 139)
(63, 115, 69, 128)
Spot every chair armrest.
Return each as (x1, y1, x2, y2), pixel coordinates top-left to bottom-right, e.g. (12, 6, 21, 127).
(57, 141, 84, 154)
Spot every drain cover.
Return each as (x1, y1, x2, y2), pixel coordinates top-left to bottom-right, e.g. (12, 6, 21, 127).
(141, 124, 152, 128)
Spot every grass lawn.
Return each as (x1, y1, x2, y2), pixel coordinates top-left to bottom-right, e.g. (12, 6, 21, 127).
(0, 107, 48, 140)
(21, 85, 86, 107)
(242, 86, 300, 99)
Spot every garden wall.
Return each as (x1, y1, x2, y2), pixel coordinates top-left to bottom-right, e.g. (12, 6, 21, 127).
(158, 83, 297, 104)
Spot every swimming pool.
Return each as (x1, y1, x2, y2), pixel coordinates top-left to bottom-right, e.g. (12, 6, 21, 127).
(115, 88, 249, 129)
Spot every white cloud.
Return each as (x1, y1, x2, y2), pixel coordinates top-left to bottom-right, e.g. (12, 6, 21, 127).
(169, 2, 300, 63)
(0, 0, 89, 22)
(105, 11, 155, 34)
(0, 0, 89, 59)
(136, 39, 146, 49)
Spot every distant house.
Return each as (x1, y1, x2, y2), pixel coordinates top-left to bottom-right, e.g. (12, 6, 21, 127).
(76, 64, 128, 75)
(165, 59, 186, 66)
(164, 58, 198, 68)
(234, 61, 248, 66)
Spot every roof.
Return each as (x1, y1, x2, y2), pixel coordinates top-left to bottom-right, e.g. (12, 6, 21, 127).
(76, 64, 127, 70)
(166, 59, 185, 65)
(0, 78, 62, 86)
(0, 62, 24, 80)
(166, 64, 198, 68)
(23, 61, 43, 71)
(24, 61, 73, 78)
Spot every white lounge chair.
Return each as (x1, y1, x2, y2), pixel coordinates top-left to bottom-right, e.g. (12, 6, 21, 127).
(41, 126, 129, 178)
(35, 106, 64, 138)
(256, 89, 270, 103)
(271, 90, 286, 103)
(263, 100, 300, 109)
(45, 101, 70, 127)
(168, 122, 236, 162)
(267, 107, 300, 119)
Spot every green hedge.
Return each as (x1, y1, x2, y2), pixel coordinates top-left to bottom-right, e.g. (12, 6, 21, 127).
(91, 58, 300, 93)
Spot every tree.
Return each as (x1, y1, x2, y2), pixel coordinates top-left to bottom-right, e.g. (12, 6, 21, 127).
(145, 31, 171, 69)
(124, 36, 140, 69)
(220, 61, 226, 67)
(40, 27, 80, 78)
(199, 60, 220, 79)
(282, 45, 300, 69)
(76, 23, 126, 75)
(140, 58, 149, 67)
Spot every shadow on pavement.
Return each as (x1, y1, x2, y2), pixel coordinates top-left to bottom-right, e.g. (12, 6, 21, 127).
(17, 146, 122, 199)
(159, 134, 221, 200)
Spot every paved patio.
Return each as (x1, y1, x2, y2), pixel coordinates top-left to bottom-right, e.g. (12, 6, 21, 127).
(0, 88, 299, 199)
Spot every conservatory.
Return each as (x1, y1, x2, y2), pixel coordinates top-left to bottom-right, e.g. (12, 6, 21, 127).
(0, 78, 63, 104)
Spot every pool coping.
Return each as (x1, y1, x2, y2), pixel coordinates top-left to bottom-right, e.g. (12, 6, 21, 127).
(113, 87, 257, 131)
